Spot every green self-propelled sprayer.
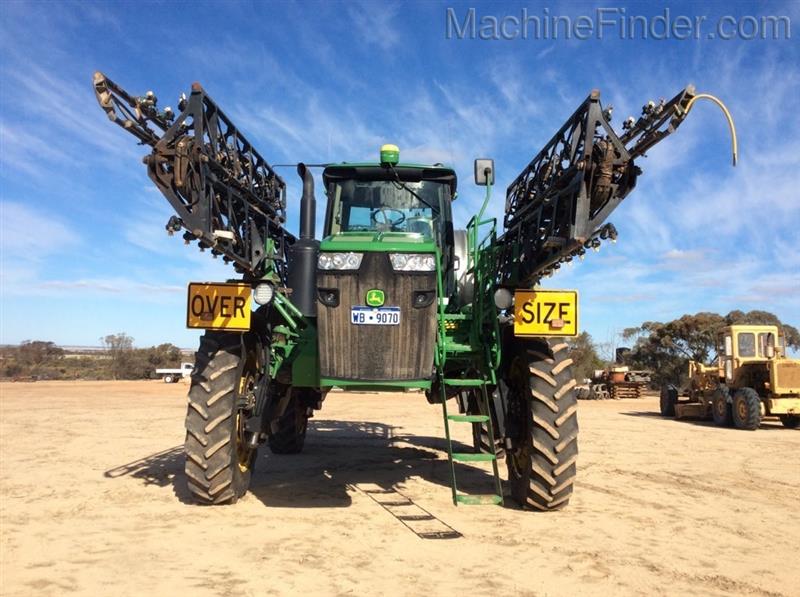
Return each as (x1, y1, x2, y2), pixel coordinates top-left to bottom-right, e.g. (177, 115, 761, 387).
(94, 72, 736, 509)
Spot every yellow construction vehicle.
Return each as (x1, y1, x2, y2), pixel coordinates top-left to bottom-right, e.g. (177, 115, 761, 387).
(660, 324, 800, 429)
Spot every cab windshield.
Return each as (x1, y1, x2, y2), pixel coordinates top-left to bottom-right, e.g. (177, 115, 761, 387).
(328, 179, 449, 238)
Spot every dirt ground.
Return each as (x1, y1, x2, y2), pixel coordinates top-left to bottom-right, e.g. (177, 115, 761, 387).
(1, 381, 798, 596)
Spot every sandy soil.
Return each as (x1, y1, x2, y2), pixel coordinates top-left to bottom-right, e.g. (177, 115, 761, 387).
(1, 380, 798, 596)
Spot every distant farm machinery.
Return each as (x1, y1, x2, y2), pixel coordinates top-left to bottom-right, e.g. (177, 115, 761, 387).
(577, 366, 651, 400)
(660, 324, 800, 430)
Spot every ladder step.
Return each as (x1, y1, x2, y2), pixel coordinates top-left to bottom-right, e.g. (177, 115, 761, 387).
(456, 494, 503, 506)
(452, 452, 495, 462)
(442, 313, 468, 320)
(417, 531, 463, 539)
(443, 378, 485, 387)
(447, 414, 490, 423)
(444, 342, 474, 353)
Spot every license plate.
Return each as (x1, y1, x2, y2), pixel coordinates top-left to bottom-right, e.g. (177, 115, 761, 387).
(351, 306, 401, 326)
(514, 290, 578, 337)
(186, 282, 251, 331)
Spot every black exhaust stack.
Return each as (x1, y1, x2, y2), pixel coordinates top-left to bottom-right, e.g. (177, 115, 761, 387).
(298, 163, 316, 240)
(287, 163, 319, 317)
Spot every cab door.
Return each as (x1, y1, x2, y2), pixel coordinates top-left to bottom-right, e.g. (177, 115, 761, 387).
(722, 333, 734, 384)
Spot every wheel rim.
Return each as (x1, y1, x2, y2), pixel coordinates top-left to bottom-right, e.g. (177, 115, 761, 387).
(507, 358, 530, 481)
(736, 398, 747, 421)
(236, 373, 256, 473)
(510, 444, 529, 479)
(715, 397, 726, 418)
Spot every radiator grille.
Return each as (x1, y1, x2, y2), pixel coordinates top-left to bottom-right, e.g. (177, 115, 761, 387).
(776, 362, 800, 391)
(317, 252, 437, 381)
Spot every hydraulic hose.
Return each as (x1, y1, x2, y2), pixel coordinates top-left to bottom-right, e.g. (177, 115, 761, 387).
(685, 93, 738, 166)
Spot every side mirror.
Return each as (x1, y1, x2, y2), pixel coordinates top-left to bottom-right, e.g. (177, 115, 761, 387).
(474, 158, 495, 186)
(766, 333, 776, 358)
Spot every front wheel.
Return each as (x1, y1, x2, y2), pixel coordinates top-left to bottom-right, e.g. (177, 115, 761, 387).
(712, 386, 733, 427)
(660, 385, 677, 417)
(184, 332, 261, 504)
(732, 387, 761, 430)
(505, 339, 578, 511)
(163, 375, 174, 384)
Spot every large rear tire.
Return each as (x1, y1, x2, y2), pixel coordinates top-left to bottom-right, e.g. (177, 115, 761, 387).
(268, 390, 311, 455)
(732, 387, 761, 431)
(184, 332, 259, 504)
(506, 339, 578, 511)
(465, 387, 505, 459)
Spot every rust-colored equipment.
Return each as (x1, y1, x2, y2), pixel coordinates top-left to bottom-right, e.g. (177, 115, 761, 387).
(578, 367, 651, 400)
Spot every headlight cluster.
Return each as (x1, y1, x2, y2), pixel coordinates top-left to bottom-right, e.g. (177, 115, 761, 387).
(318, 252, 363, 270)
(389, 253, 436, 272)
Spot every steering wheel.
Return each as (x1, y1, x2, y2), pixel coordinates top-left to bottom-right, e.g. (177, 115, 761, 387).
(371, 207, 406, 228)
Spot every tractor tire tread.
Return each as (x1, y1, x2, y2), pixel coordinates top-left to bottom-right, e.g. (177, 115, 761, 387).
(732, 387, 761, 431)
(509, 338, 579, 511)
(183, 331, 253, 505)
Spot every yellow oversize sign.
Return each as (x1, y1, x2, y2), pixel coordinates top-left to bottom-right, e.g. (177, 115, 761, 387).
(186, 283, 251, 331)
(514, 290, 578, 337)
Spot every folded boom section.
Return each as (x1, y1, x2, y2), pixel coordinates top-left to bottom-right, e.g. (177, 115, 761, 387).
(93, 72, 293, 280)
(498, 86, 697, 287)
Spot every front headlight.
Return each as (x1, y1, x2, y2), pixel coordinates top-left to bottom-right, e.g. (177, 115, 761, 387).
(318, 252, 363, 270)
(389, 253, 436, 272)
(253, 283, 274, 305)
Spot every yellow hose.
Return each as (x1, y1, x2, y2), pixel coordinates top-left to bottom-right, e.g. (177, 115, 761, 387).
(685, 93, 738, 166)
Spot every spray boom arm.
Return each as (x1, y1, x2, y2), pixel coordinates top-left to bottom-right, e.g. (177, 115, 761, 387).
(497, 85, 736, 288)
(93, 72, 294, 281)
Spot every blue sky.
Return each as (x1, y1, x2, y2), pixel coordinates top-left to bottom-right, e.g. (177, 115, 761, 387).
(1, 1, 798, 354)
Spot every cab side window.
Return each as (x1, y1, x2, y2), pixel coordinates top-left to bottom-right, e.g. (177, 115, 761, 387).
(757, 333, 768, 357)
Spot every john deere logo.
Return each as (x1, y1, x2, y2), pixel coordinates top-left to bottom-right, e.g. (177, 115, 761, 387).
(366, 289, 385, 307)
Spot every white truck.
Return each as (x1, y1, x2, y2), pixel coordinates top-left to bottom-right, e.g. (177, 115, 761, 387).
(155, 362, 194, 383)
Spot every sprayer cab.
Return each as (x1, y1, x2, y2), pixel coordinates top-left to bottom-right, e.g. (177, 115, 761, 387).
(312, 148, 460, 387)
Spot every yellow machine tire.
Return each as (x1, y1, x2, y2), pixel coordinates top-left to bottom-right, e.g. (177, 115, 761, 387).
(711, 386, 733, 427)
(660, 385, 678, 417)
(731, 387, 761, 431)
(184, 332, 257, 505)
(506, 339, 578, 511)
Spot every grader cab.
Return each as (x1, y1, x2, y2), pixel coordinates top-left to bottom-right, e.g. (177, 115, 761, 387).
(660, 324, 800, 429)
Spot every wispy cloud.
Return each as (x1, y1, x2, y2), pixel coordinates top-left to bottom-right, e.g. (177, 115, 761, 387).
(347, 2, 401, 50)
(37, 278, 182, 295)
(0, 201, 79, 260)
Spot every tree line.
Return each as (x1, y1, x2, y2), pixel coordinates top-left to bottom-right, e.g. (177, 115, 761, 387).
(2, 310, 795, 385)
(621, 310, 799, 387)
(1, 333, 185, 381)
